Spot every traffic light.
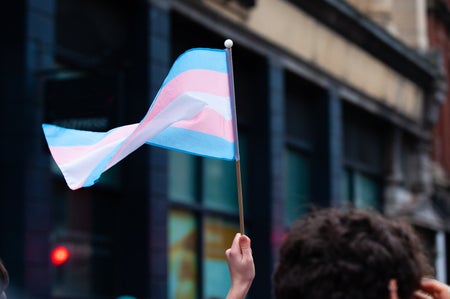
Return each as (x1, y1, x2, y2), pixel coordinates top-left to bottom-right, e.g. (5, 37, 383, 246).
(51, 245, 70, 266)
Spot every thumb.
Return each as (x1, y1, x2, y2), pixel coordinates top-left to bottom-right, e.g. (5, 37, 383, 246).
(239, 235, 252, 256)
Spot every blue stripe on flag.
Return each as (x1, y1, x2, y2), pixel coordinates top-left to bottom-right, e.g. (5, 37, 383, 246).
(82, 149, 119, 188)
(147, 127, 235, 161)
(161, 48, 228, 87)
(42, 124, 111, 147)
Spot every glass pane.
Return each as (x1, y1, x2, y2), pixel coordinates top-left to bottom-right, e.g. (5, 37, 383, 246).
(168, 210, 198, 299)
(354, 172, 380, 210)
(285, 72, 322, 143)
(343, 109, 384, 173)
(203, 217, 239, 299)
(284, 149, 310, 226)
(341, 169, 351, 205)
(358, 128, 382, 171)
(202, 159, 238, 213)
(169, 151, 197, 203)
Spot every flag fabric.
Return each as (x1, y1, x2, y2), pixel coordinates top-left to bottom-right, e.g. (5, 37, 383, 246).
(42, 48, 236, 190)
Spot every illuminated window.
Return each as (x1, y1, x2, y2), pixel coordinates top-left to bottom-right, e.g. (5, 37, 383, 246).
(168, 135, 247, 299)
(169, 210, 198, 299)
(203, 217, 239, 298)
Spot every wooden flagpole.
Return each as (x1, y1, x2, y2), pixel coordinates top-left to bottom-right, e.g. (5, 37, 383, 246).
(225, 39, 245, 235)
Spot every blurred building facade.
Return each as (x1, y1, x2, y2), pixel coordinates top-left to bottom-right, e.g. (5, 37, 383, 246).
(0, 0, 447, 298)
(349, 0, 450, 282)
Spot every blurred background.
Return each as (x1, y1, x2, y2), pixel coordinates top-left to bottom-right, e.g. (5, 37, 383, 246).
(1, 0, 450, 298)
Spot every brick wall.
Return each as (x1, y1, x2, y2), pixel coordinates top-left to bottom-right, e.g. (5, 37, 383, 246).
(429, 2, 450, 181)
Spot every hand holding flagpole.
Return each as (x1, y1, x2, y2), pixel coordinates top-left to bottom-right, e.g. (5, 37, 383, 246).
(224, 39, 245, 235)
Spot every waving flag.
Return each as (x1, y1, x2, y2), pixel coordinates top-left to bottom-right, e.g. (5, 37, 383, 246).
(42, 48, 237, 190)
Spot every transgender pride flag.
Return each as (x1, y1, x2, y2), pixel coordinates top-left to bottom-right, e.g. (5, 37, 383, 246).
(42, 48, 237, 190)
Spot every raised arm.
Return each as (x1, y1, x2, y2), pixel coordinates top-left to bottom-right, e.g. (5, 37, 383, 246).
(225, 233, 255, 299)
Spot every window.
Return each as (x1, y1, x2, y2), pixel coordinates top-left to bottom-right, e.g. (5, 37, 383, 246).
(203, 217, 240, 298)
(169, 13, 261, 297)
(354, 171, 380, 208)
(169, 210, 198, 299)
(400, 133, 421, 190)
(168, 211, 239, 299)
(284, 149, 310, 226)
(283, 73, 318, 226)
(168, 153, 197, 204)
(168, 136, 247, 299)
(203, 159, 239, 213)
(342, 169, 381, 209)
(342, 104, 384, 210)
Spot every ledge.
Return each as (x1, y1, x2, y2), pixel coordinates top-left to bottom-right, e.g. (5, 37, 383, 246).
(287, 0, 437, 89)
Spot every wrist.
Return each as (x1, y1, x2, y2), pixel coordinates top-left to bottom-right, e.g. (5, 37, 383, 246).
(226, 281, 252, 299)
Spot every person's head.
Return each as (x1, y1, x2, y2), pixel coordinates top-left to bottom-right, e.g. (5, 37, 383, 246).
(273, 208, 432, 299)
(0, 260, 8, 299)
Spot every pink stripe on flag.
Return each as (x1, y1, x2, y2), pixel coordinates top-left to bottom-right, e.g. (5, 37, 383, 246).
(145, 70, 229, 121)
(49, 124, 138, 165)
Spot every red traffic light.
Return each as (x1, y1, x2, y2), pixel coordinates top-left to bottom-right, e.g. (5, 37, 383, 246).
(51, 246, 70, 266)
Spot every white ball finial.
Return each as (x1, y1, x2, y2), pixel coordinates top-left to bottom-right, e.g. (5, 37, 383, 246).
(224, 39, 233, 48)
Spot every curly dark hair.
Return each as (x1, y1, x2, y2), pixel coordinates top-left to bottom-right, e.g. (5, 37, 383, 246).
(273, 208, 433, 299)
(0, 260, 8, 294)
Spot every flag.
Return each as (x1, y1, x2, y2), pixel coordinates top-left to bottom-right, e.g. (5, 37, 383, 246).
(42, 48, 237, 190)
